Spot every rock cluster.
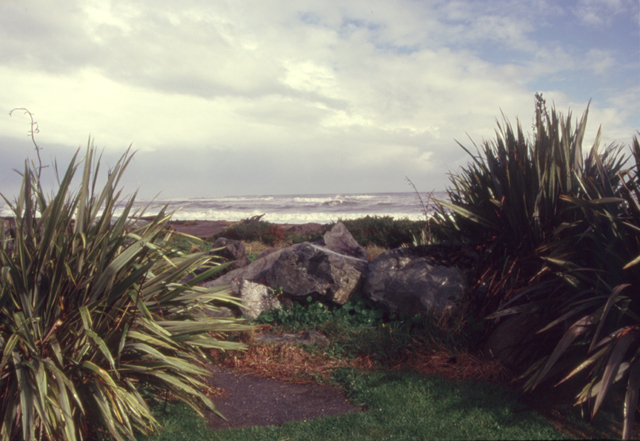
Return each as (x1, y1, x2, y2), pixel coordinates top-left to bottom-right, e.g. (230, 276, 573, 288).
(204, 222, 467, 321)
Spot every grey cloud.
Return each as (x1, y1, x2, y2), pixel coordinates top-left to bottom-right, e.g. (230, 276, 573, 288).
(0, 0, 637, 202)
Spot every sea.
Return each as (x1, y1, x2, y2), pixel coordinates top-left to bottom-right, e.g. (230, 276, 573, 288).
(0, 191, 448, 225)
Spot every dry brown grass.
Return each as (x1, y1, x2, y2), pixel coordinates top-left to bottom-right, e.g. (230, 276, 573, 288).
(210, 328, 513, 387)
(389, 350, 513, 384)
(242, 240, 277, 257)
(364, 244, 387, 261)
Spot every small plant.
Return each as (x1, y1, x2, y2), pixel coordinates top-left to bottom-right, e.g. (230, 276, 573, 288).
(405, 176, 438, 246)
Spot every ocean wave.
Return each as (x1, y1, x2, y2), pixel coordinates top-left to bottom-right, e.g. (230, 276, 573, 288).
(2, 192, 443, 225)
(292, 196, 341, 204)
(166, 208, 428, 224)
(321, 200, 359, 207)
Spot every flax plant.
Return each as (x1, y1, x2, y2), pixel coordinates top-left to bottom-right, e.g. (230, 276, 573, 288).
(432, 97, 619, 316)
(525, 135, 640, 439)
(431, 95, 640, 438)
(0, 142, 251, 441)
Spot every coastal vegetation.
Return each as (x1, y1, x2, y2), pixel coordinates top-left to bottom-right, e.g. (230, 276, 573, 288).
(429, 95, 640, 439)
(212, 215, 424, 249)
(0, 140, 251, 440)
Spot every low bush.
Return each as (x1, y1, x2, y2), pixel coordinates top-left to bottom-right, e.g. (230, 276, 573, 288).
(212, 220, 286, 246)
(331, 216, 425, 248)
(211, 215, 423, 251)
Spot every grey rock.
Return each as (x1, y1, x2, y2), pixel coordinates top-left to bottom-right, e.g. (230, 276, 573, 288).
(364, 248, 466, 316)
(257, 247, 281, 260)
(254, 330, 330, 348)
(212, 237, 251, 271)
(204, 243, 366, 306)
(234, 279, 282, 320)
(204, 247, 288, 288)
(263, 243, 364, 305)
(322, 222, 367, 260)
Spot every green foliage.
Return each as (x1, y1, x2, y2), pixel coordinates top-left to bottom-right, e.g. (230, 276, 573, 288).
(136, 403, 212, 441)
(212, 215, 423, 250)
(166, 234, 213, 255)
(332, 216, 425, 248)
(432, 95, 640, 438)
(257, 294, 475, 364)
(257, 295, 385, 332)
(0, 143, 252, 441)
(523, 134, 640, 439)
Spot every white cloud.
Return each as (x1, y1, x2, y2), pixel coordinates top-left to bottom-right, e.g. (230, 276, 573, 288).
(584, 48, 617, 75)
(0, 0, 636, 199)
(573, 0, 633, 25)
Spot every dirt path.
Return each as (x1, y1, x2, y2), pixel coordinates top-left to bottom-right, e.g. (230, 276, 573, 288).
(204, 365, 360, 431)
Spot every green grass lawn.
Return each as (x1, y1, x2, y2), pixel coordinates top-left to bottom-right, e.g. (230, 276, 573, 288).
(137, 368, 565, 441)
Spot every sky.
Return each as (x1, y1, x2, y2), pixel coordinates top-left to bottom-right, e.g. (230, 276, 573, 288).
(0, 0, 638, 200)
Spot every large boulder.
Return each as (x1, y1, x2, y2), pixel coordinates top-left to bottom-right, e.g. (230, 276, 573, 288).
(263, 243, 364, 305)
(204, 243, 366, 305)
(364, 247, 466, 316)
(204, 247, 288, 288)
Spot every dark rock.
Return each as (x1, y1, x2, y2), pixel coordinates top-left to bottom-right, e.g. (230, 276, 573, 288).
(212, 237, 251, 271)
(263, 243, 364, 305)
(484, 314, 545, 369)
(364, 247, 466, 316)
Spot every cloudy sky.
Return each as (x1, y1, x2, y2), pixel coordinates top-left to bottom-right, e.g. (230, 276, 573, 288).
(0, 0, 638, 200)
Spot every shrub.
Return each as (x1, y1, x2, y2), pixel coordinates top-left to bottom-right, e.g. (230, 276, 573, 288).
(213, 219, 286, 246)
(0, 143, 252, 441)
(432, 95, 640, 438)
(332, 216, 425, 248)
